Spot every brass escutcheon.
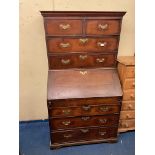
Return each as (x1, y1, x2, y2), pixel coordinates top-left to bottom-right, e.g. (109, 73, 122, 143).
(99, 106, 109, 112)
(79, 38, 88, 44)
(62, 120, 71, 126)
(59, 24, 71, 30)
(80, 129, 89, 133)
(61, 59, 70, 65)
(62, 109, 71, 115)
(98, 23, 108, 30)
(96, 58, 105, 63)
(79, 71, 87, 75)
(79, 55, 88, 60)
(97, 41, 107, 47)
(59, 42, 70, 48)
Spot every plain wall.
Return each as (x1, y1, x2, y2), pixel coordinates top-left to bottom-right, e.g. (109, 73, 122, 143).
(20, 0, 135, 120)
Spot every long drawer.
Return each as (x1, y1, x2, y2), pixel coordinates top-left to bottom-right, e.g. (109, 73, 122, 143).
(50, 115, 119, 130)
(51, 126, 117, 144)
(48, 97, 120, 108)
(48, 104, 120, 118)
(48, 53, 116, 69)
(47, 37, 118, 53)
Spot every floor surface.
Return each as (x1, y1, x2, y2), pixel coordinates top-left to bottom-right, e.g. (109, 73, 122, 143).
(19, 121, 135, 155)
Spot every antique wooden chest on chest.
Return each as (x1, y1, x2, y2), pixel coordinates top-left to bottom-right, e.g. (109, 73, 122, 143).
(41, 11, 126, 149)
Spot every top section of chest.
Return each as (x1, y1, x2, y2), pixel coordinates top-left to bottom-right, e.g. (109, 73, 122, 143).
(41, 11, 126, 69)
(41, 11, 126, 36)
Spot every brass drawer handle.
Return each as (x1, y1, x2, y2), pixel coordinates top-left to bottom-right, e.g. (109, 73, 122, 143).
(59, 24, 71, 30)
(79, 55, 88, 60)
(61, 59, 70, 65)
(59, 43, 70, 48)
(81, 116, 90, 121)
(64, 134, 72, 138)
(80, 129, 89, 133)
(99, 131, 107, 136)
(79, 38, 88, 44)
(96, 58, 105, 63)
(82, 105, 91, 111)
(79, 71, 87, 75)
(62, 109, 71, 115)
(98, 24, 108, 30)
(62, 120, 71, 126)
(99, 106, 109, 112)
(97, 42, 107, 47)
(99, 118, 107, 124)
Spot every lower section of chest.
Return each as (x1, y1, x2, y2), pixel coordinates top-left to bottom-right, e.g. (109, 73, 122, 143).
(47, 97, 121, 149)
(47, 68, 122, 148)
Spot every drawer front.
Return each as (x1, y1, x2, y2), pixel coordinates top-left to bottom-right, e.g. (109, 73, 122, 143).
(123, 78, 135, 90)
(45, 19, 82, 35)
(48, 54, 75, 69)
(47, 37, 118, 53)
(86, 20, 121, 35)
(49, 97, 120, 108)
(120, 111, 135, 120)
(119, 119, 135, 129)
(121, 101, 135, 110)
(123, 89, 135, 101)
(48, 53, 116, 69)
(50, 115, 119, 130)
(49, 105, 120, 117)
(51, 127, 117, 144)
(126, 67, 135, 78)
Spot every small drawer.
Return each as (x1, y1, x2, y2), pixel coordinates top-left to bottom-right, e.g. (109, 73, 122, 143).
(47, 37, 118, 53)
(45, 19, 82, 35)
(126, 67, 135, 78)
(123, 89, 135, 101)
(121, 101, 135, 110)
(86, 19, 121, 35)
(119, 119, 135, 130)
(123, 78, 135, 89)
(48, 55, 76, 69)
(50, 115, 119, 130)
(51, 126, 117, 144)
(120, 111, 135, 120)
(48, 97, 120, 108)
(48, 104, 120, 118)
(48, 53, 116, 69)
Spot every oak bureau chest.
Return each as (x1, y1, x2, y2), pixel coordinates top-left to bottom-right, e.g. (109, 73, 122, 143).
(41, 11, 126, 149)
